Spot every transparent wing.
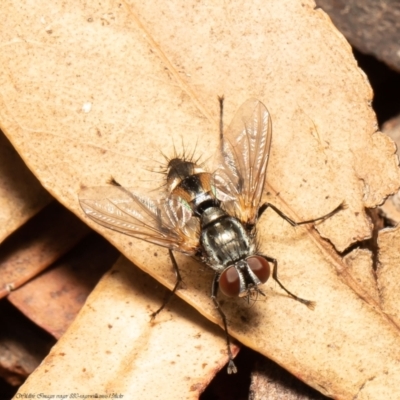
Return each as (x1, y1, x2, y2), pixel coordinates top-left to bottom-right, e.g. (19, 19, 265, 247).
(213, 99, 272, 225)
(79, 185, 200, 255)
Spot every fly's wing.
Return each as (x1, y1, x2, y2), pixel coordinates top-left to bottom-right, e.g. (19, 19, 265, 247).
(79, 185, 200, 255)
(213, 99, 272, 226)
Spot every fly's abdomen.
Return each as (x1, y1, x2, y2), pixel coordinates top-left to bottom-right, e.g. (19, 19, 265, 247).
(171, 173, 220, 216)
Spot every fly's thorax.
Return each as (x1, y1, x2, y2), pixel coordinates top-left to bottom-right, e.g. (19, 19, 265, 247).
(200, 208, 256, 270)
(166, 158, 205, 192)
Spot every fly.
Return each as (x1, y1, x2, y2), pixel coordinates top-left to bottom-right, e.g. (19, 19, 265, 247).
(79, 98, 343, 374)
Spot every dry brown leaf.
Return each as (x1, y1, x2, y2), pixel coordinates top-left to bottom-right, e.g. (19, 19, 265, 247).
(343, 249, 380, 305)
(1, 0, 400, 398)
(249, 354, 329, 400)
(315, 0, 400, 73)
(380, 115, 400, 223)
(8, 233, 119, 338)
(0, 300, 55, 386)
(377, 225, 400, 328)
(0, 202, 90, 298)
(0, 132, 51, 243)
(16, 257, 234, 399)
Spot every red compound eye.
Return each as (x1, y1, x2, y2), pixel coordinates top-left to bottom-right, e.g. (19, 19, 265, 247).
(219, 257, 270, 297)
(246, 256, 270, 284)
(219, 267, 240, 297)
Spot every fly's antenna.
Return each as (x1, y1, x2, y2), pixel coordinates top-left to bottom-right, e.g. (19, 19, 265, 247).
(218, 95, 224, 140)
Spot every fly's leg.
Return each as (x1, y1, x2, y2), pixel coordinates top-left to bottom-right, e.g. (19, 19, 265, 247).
(218, 95, 225, 140)
(257, 202, 345, 226)
(256, 202, 344, 307)
(211, 273, 237, 374)
(265, 255, 316, 309)
(151, 249, 183, 319)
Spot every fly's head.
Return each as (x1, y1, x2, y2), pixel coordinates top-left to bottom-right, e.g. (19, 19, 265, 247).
(218, 256, 270, 298)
